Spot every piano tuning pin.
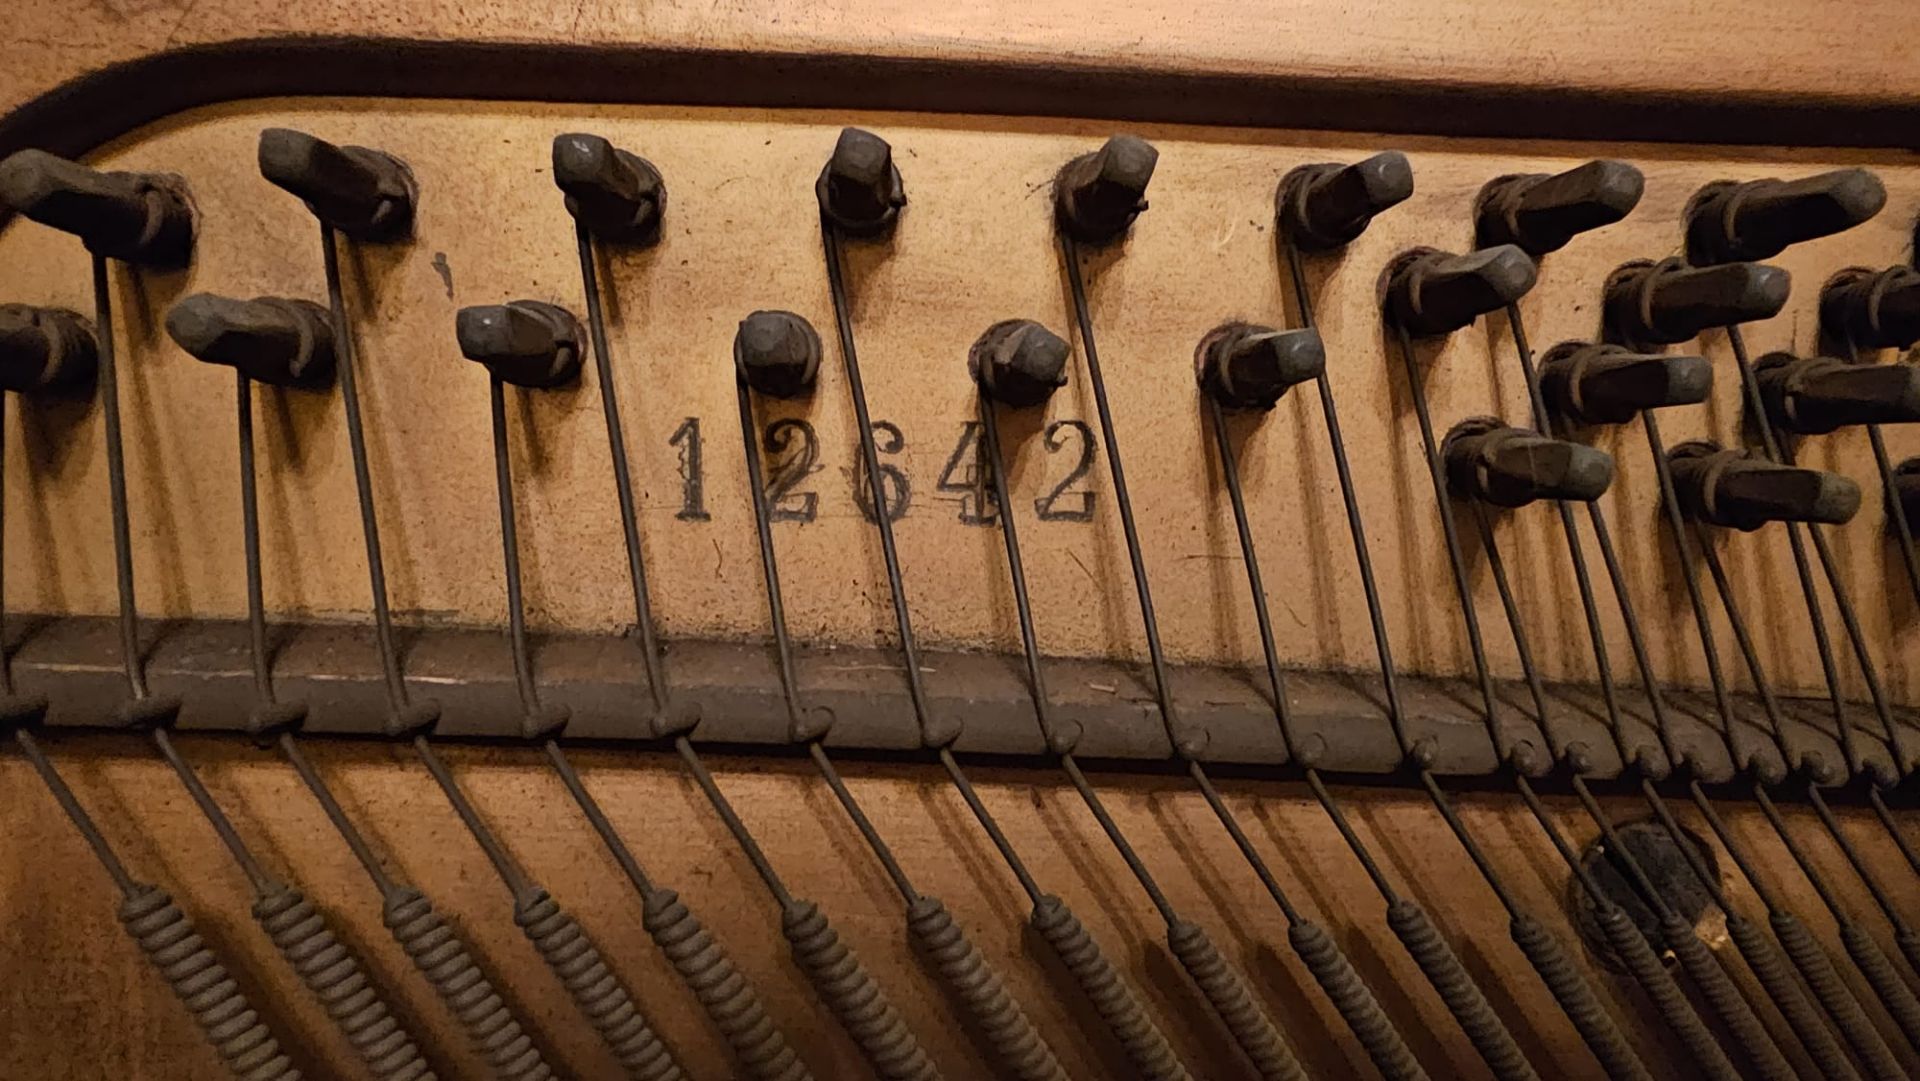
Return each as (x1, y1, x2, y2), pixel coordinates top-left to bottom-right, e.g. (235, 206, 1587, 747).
(1277, 151, 1413, 251)
(1442, 417, 1615, 507)
(734, 310, 822, 398)
(1195, 322, 1325, 410)
(1054, 135, 1158, 246)
(1385, 245, 1537, 336)
(1604, 258, 1790, 346)
(552, 133, 666, 246)
(257, 128, 416, 241)
(1821, 265, 1920, 350)
(0, 149, 194, 267)
(1667, 440, 1861, 531)
(1893, 458, 1920, 528)
(165, 293, 335, 388)
(815, 127, 905, 237)
(1754, 351, 1920, 434)
(969, 318, 1069, 408)
(1475, 159, 1644, 256)
(0, 304, 97, 394)
(1685, 168, 1886, 265)
(1540, 341, 1711, 426)
(455, 300, 585, 388)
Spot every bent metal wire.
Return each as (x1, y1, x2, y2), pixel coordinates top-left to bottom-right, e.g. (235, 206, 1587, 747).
(0, 122, 1916, 1081)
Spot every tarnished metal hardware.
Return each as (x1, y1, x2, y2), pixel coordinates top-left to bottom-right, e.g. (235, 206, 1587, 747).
(258, 128, 416, 242)
(1603, 258, 1789, 346)
(969, 318, 1069, 408)
(815, 127, 904, 237)
(1685, 169, 1886, 265)
(1540, 341, 1711, 426)
(1821, 265, 1920, 350)
(1895, 458, 1920, 528)
(1475, 160, 1644, 257)
(1277, 152, 1413, 251)
(1053, 135, 1158, 246)
(1755, 351, 1920, 434)
(1195, 322, 1324, 410)
(0, 304, 97, 393)
(1385, 246, 1537, 337)
(734, 310, 822, 398)
(1668, 441, 1861, 531)
(553, 133, 666, 246)
(455, 301, 585, 388)
(0, 149, 194, 267)
(1442, 418, 1614, 507)
(165, 294, 335, 388)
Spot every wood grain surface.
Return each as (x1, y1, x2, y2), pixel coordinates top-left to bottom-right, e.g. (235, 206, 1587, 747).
(2, 11, 1918, 1080)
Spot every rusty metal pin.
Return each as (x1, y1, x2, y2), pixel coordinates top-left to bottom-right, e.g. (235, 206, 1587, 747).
(1893, 458, 1920, 528)
(1054, 135, 1158, 246)
(1821, 266, 1920, 350)
(1442, 418, 1615, 507)
(815, 127, 905, 238)
(969, 318, 1069, 408)
(734, 310, 822, 399)
(1604, 259, 1790, 346)
(1386, 246, 1537, 337)
(1195, 322, 1325, 410)
(1277, 152, 1413, 251)
(0, 149, 194, 267)
(0, 304, 97, 394)
(165, 294, 335, 389)
(1476, 160, 1645, 256)
(1668, 441, 1861, 531)
(455, 301, 584, 389)
(552, 133, 666, 246)
(1540, 342, 1711, 426)
(1756, 352, 1920, 434)
(1687, 169, 1886, 265)
(258, 128, 415, 242)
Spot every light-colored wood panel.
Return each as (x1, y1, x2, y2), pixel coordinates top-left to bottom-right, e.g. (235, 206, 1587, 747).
(0, 100, 1912, 708)
(8, 0, 1920, 134)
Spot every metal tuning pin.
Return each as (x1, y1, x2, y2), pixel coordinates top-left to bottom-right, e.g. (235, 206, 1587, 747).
(1755, 351, 1920, 434)
(1385, 246, 1537, 336)
(1686, 169, 1886, 265)
(1894, 458, 1920, 526)
(1195, 322, 1324, 410)
(818, 130, 1068, 1081)
(0, 149, 194, 267)
(1053, 134, 1158, 245)
(727, 313, 949, 1081)
(1442, 419, 1615, 507)
(1540, 342, 1711, 426)
(553, 133, 666, 245)
(735, 309, 822, 399)
(0, 304, 97, 394)
(1277, 151, 1413, 251)
(969, 318, 1069, 407)
(815, 127, 905, 237)
(970, 321, 1201, 1081)
(1603, 259, 1789, 346)
(455, 301, 585, 388)
(1475, 160, 1644, 256)
(165, 293, 335, 388)
(1821, 265, 1920, 350)
(1668, 442, 1861, 531)
(258, 128, 416, 242)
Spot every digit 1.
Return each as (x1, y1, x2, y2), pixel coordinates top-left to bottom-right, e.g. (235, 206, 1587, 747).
(669, 416, 710, 522)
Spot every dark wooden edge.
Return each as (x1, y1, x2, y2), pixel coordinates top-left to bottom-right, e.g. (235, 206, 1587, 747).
(6, 35, 1920, 177)
(8, 613, 1911, 790)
